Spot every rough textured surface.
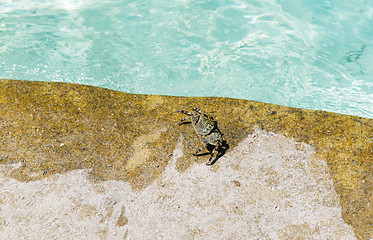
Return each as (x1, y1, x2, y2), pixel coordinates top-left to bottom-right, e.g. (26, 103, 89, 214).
(0, 79, 372, 239)
(0, 128, 356, 239)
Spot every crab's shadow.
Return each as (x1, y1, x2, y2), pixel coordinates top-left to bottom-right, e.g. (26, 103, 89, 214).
(194, 140, 229, 165)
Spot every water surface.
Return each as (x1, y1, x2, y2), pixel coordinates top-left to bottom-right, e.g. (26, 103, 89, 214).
(0, 0, 372, 118)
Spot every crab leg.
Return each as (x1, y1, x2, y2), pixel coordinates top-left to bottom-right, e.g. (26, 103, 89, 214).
(192, 108, 203, 114)
(193, 146, 217, 165)
(178, 110, 192, 125)
(178, 110, 192, 115)
(192, 108, 215, 122)
(178, 116, 191, 125)
(206, 149, 216, 165)
(206, 143, 221, 165)
(193, 148, 203, 156)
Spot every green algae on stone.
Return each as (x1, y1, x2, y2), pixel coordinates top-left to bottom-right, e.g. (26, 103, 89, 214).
(0, 79, 372, 239)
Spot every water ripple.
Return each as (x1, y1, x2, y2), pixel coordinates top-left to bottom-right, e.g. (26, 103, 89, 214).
(0, 0, 372, 118)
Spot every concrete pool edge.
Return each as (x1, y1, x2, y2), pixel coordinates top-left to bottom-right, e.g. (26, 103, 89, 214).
(0, 127, 358, 239)
(0, 79, 372, 239)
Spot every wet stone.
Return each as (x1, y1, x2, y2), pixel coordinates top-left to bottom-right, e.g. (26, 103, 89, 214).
(0, 79, 372, 239)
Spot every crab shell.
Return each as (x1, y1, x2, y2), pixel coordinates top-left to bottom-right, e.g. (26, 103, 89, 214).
(191, 111, 215, 133)
(189, 111, 222, 147)
(199, 129, 223, 147)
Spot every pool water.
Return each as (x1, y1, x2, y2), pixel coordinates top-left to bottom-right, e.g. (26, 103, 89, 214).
(1, 0, 372, 118)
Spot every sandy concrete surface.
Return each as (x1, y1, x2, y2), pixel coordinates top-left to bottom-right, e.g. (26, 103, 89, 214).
(0, 127, 356, 239)
(1, 79, 372, 239)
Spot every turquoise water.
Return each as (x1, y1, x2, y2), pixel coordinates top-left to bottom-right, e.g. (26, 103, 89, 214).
(1, 0, 372, 118)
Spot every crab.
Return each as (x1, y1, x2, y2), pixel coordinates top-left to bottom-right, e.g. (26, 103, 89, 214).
(178, 108, 225, 165)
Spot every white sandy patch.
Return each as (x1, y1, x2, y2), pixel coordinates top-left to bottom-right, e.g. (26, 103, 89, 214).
(0, 127, 356, 239)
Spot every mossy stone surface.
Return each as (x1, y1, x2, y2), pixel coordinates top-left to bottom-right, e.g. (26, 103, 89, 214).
(0, 79, 372, 239)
